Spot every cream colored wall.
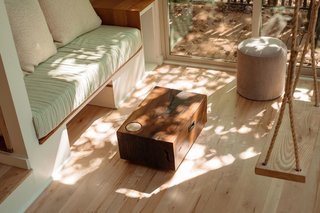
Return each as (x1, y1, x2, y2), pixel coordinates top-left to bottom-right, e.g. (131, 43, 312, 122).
(0, 0, 32, 164)
(0, 1, 72, 211)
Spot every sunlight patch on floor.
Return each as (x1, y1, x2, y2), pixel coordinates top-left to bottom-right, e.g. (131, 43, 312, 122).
(116, 143, 236, 199)
(115, 151, 236, 199)
(116, 188, 152, 199)
(239, 147, 260, 160)
(155, 65, 236, 97)
(52, 64, 238, 191)
(77, 120, 118, 147)
(294, 87, 312, 102)
(54, 112, 124, 185)
(214, 124, 253, 135)
(271, 101, 281, 110)
(53, 156, 104, 185)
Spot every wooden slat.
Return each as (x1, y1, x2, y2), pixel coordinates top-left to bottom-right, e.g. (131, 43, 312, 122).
(255, 101, 320, 183)
(0, 164, 31, 203)
(90, 0, 155, 29)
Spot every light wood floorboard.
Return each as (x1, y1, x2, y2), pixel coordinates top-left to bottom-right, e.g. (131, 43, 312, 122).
(27, 64, 320, 213)
(0, 163, 30, 204)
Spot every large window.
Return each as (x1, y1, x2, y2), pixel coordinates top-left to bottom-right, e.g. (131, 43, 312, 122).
(165, 0, 318, 67)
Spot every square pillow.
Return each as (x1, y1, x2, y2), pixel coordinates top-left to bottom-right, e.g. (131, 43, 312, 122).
(5, 0, 57, 73)
(39, 0, 102, 46)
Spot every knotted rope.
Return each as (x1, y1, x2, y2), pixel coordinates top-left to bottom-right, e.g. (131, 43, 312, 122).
(293, 0, 320, 107)
(263, 0, 301, 172)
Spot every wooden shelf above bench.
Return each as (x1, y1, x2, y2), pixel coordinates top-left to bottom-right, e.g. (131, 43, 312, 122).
(90, 0, 156, 29)
(90, 0, 163, 66)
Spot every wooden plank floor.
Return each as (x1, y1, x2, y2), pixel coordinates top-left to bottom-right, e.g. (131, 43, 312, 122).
(0, 163, 31, 204)
(27, 64, 320, 213)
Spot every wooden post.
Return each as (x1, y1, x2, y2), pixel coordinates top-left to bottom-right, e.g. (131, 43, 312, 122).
(252, 0, 262, 37)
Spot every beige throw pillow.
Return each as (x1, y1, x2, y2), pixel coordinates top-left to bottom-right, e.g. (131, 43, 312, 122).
(5, 0, 57, 73)
(39, 0, 102, 46)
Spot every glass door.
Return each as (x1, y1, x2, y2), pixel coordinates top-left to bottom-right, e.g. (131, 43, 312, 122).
(260, 0, 318, 67)
(164, 0, 317, 67)
(167, 0, 254, 63)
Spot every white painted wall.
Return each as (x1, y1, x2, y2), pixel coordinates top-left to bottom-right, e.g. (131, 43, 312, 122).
(0, 1, 71, 211)
(0, 0, 32, 160)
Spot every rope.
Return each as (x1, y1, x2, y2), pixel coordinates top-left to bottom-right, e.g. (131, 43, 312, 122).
(263, 0, 301, 172)
(288, 95, 301, 171)
(263, 95, 288, 165)
(293, 24, 312, 91)
(263, 46, 295, 165)
(288, 50, 301, 171)
(293, 0, 320, 107)
(288, 0, 301, 171)
(311, 1, 320, 106)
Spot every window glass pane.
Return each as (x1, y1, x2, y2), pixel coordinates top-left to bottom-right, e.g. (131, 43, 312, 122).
(168, 0, 319, 68)
(261, 0, 319, 67)
(169, 0, 253, 62)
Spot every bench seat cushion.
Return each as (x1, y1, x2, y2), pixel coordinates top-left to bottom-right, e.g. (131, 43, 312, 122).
(24, 25, 142, 139)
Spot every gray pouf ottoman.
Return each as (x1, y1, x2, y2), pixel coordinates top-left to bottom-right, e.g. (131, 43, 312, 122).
(237, 37, 287, 101)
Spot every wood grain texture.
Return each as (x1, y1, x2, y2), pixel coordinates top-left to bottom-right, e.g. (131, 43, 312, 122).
(255, 101, 320, 182)
(0, 164, 30, 203)
(90, 0, 155, 28)
(26, 65, 320, 213)
(117, 87, 207, 170)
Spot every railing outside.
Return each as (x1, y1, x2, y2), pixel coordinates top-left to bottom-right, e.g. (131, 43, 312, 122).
(204, 0, 312, 9)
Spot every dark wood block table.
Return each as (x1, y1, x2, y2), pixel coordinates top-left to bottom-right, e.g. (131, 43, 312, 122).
(117, 86, 207, 170)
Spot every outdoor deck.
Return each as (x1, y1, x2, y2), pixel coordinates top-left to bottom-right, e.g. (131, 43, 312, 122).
(170, 0, 319, 67)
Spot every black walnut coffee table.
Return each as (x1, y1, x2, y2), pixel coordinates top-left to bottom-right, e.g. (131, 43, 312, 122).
(117, 86, 207, 170)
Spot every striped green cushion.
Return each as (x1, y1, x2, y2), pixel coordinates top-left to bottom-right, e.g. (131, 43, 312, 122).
(24, 25, 142, 139)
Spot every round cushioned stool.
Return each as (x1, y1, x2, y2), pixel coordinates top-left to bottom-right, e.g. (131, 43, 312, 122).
(237, 37, 287, 101)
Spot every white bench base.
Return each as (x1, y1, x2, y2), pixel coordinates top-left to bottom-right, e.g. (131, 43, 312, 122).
(90, 48, 145, 108)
